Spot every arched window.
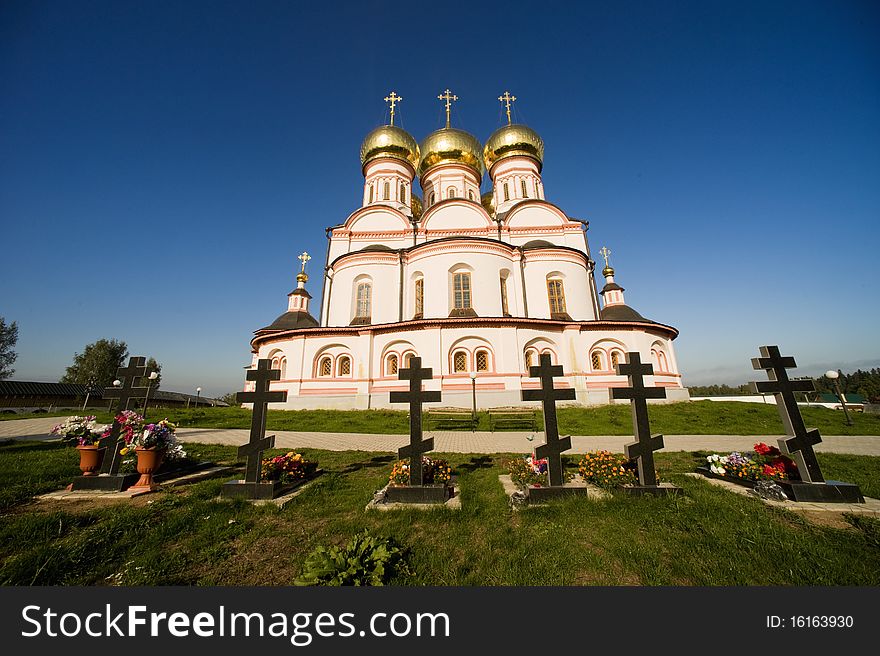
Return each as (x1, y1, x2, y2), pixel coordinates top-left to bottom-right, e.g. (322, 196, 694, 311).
(453, 272, 471, 309)
(448, 188, 456, 198)
(525, 350, 535, 370)
(503, 182, 510, 201)
(475, 349, 489, 372)
(337, 356, 351, 377)
(280, 357, 287, 379)
(383, 181, 390, 200)
(272, 357, 280, 370)
(368, 185, 374, 203)
(430, 192, 436, 206)
(547, 278, 566, 315)
(400, 183, 406, 204)
(591, 351, 603, 371)
(541, 349, 556, 364)
(499, 276, 509, 316)
(521, 179, 528, 198)
(319, 357, 332, 377)
(386, 354, 399, 376)
(468, 190, 474, 201)
(659, 351, 669, 372)
(404, 352, 415, 368)
(355, 282, 372, 320)
(611, 351, 620, 369)
(453, 351, 468, 373)
(414, 278, 424, 318)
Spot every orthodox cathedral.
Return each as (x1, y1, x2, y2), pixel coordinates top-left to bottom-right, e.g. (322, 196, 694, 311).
(246, 90, 687, 409)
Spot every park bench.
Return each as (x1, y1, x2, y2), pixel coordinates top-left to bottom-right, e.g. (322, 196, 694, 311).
(488, 408, 540, 432)
(424, 409, 477, 431)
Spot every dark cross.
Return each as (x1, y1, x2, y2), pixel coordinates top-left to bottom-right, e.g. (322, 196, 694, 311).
(521, 353, 576, 486)
(236, 359, 288, 483)
(750, 345, 824, 483)
(612, 352, 667, 487)
(389, 357, 441, 485)
(99, 356, 150, 475)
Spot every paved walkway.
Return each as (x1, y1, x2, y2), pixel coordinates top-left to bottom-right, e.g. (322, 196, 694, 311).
(2, 417, 879, 455)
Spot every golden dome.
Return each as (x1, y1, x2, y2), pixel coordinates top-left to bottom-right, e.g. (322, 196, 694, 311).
(602, 266, 615, 278)
(418, 128, 483, 180)
(481, 191, 495, 217)
(483, 123, 544, 172)
(411, 193, 423, 220)
(360, 125, 420, 171)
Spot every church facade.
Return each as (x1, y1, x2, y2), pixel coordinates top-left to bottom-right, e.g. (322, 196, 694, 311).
(247, 91, 687, 409)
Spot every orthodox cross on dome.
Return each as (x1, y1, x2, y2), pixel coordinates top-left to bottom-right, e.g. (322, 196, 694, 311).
(437, 88, 458, 128)
(235, 359, 288, 484)
(389, 356, 441, 485)
(521, 353, 576, 486)
(498, 91, 517, 125)
(750, 345, 824, 483)
(384, 91, 402, 126)
(298, 251, 311, 274)
(599, 246, 612, 269)
(100, 356, 151, 475)
(612, 352, 667, 486)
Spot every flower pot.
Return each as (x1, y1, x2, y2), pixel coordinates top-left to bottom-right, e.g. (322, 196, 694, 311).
(130, 446, 165, 492)
(76, 445, 105, 476)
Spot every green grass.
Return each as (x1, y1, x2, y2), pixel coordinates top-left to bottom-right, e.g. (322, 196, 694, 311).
(0, 440, 878, 586)
(11, 401, 876, 435)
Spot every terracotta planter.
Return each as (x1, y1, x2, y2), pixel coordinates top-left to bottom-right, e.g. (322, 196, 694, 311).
(76, 445, 105, 476)
(130, 446, 165, 492)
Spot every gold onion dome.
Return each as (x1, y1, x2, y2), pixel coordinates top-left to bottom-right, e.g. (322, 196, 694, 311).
(481, 190, 496, 217)
(418, 128, 484, 180)
(483, 123, 544, 172)
(602, 266, 615, 278)
(411, 193, 423, 220)
(360, 125, 420, 171)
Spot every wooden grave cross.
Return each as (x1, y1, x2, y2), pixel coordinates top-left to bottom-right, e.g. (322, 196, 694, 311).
(612, 352, 667, 486)
(389, 356, 441, 485)
(750, 345, 824, 483)
(99, 356, 150, 475)
(521, 353, 576, 486)
(236, 359, 288, 483)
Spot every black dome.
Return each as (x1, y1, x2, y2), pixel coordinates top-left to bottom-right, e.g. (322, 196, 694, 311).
(261, 311, 319, 331)
(522, 239, 556, 249)
(359, 244, 393, 252)
(600, 304, 648, 322)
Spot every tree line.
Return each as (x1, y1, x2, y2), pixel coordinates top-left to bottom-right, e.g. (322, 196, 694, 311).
(690, 369, 880, 403)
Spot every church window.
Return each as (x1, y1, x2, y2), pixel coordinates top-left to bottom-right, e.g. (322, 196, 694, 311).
(659, 351, 669, 372)
(355, 282, 372, 319)
(319, 357, 332, 377)
(430, 192, 436, 206)
(414, 278, 424, 318)
(591, 351, 603, 371)
(611, 351, 620, 369)
(338, 356, 351, 377)
(500, 276, 509, 315)
(448, 188, 456, 198)
(453, 351, 468, 373)
(383, 181, 390, 200)
(404, 352, 415, 368)
(280, 357, 287, 379)
(468, 190, 474, 201)
(521, 179, 528, 198)
(386, 354, 398, 376)
(368, 185, 374, 203)
(547, 279, 566, 315)
(475, 350, 489, 372)
(400, 183, 406, 203)
(525, 350, 535, 370)
(503, 183, 510, 201)
(453, 272, 472, 309)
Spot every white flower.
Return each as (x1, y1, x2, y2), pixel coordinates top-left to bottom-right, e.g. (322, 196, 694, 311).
(709, 464, 726, 475)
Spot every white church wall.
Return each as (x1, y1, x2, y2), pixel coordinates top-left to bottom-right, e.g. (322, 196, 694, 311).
(326, 253, 400, 326)
(522, 255, 593, 320)
(420, 201, 493, 233)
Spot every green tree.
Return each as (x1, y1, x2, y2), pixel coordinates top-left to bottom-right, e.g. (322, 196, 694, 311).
(60, 339, 129, 388)
(0, 317, 18, 380)
(135, 357, 163, 390)
(218, 391, 241, 406)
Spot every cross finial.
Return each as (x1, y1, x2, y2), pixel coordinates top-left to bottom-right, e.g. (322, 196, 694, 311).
(599, 246, 612, 268)
(297, 251, 311, 273)
(384, 91, 402, 126)
(437, 88, 458, 128)
(498, 91, 517, 125)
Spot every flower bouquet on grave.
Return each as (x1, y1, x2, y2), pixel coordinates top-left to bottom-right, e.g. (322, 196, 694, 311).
(261, 451, 318, 485)
(578, 450, 639, 490)
(507, 453, 573, 488)
(388, 456, 452, 487)
(122, 418, 181, 491)
(52, 415, 111, 476)
(704, 442, 798, 483)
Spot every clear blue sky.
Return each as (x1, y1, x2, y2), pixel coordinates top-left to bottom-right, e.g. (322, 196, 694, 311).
(1, 0, 878, 396)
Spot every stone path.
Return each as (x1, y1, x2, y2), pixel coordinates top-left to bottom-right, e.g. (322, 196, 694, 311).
(2, 417, 879, 455)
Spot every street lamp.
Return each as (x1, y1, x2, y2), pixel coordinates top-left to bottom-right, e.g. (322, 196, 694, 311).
(142, 371, 159, 420)
(195, 386, 202, 409)
(469, 371, 477, 428)
(825, 370, 854, 426)
(110, 379, 121, 412)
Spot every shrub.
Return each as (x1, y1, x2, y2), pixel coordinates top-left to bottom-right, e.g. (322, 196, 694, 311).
(578, 450, 638, 489)
(294, 531, 408, 586)
(388, 456, 451, 486)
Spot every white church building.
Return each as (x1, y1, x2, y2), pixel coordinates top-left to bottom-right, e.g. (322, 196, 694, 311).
(247, 90, 687, 409)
